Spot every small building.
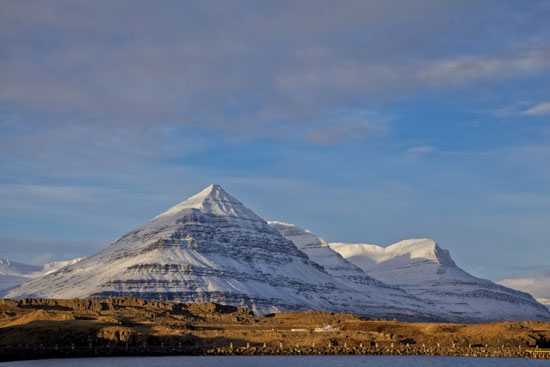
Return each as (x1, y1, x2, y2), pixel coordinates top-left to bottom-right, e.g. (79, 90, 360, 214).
(313, 325, 339, 332)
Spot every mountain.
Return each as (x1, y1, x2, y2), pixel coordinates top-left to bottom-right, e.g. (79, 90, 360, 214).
(6, 185, 430, 319)
(7, 185, 546, 322)
(329, 239, 550, 322)
(0, 259, 42, 294)
(267, 221, 379, 284)
(41, 259, 84, 275)
(499, 273, 550, 311)
(0, 258, 82, 295)
(268, 221, 429, 313)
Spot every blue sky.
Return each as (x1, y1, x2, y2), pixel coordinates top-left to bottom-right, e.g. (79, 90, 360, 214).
(0, 0, 549, 280)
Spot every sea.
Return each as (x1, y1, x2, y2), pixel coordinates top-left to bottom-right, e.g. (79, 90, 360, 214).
(2, 356, 549, 367)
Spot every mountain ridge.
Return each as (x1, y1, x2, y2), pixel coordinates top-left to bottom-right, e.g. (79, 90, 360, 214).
(328, 239, 550, 322)
(268, 221, 429, 311)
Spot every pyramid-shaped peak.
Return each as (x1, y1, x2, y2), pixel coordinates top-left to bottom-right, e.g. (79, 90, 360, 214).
(198, 184, 227, 197)
(153, 184, 262, 221)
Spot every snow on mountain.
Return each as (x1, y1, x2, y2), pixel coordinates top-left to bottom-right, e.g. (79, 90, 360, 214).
(41, 258, 84, 275)
(329, 239, 550, 322)
(154, 185, 262, 221)
(0, 258, 42, 277)
(6, 185, 546, 322)
(268, 221, 375, 283)
(0, 258, 83, 295)
(268, 221, 429, 312)
(0, 258, 42, 293)
(499, 273, 550, 311)
(6, 185, 431, 319)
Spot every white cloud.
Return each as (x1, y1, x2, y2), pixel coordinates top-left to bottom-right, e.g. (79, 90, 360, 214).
(499, 271, 550, 301)
(0, 0, 548, 148)
(0, 183, 95, 203)
(306, 122, 377, 144)
(407, 145, 435, 155)
(419, 48, 550, 84)
(524, 102, 550, 116)
(303, 109, 388, 144)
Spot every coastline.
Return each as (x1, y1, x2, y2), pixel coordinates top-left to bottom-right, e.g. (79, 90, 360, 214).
(1, 343, 549, 362)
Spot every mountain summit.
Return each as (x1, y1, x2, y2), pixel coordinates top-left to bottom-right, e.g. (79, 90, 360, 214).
(154, 184, 261, 221)
(6, 185, 429, 319)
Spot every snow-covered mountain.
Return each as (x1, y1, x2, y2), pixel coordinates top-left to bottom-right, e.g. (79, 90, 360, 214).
(6, 185, 548, 322)
(6, 185, 431, 319)
(41, 258, 84, 275)
(268, 221, 428, 311)
(0, 258, 42, 294)
(0, 258, 82, 295)
(268, 221, 380, 285)
(499, 273, 550, 311)
(329, 239, 550, 322)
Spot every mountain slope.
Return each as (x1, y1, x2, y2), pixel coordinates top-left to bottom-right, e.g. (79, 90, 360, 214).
(6, 185, 430, 319)
(499, 273, 550, 311)
(0, 258, 82, 295)
(268, 221, 428, 312)
(329, 239, 550, 322)
(0, 259, 42, 294)
(268, 221, 378, 284)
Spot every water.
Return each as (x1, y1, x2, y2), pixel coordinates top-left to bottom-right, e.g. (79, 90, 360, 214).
(2, 356, 548, 367)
